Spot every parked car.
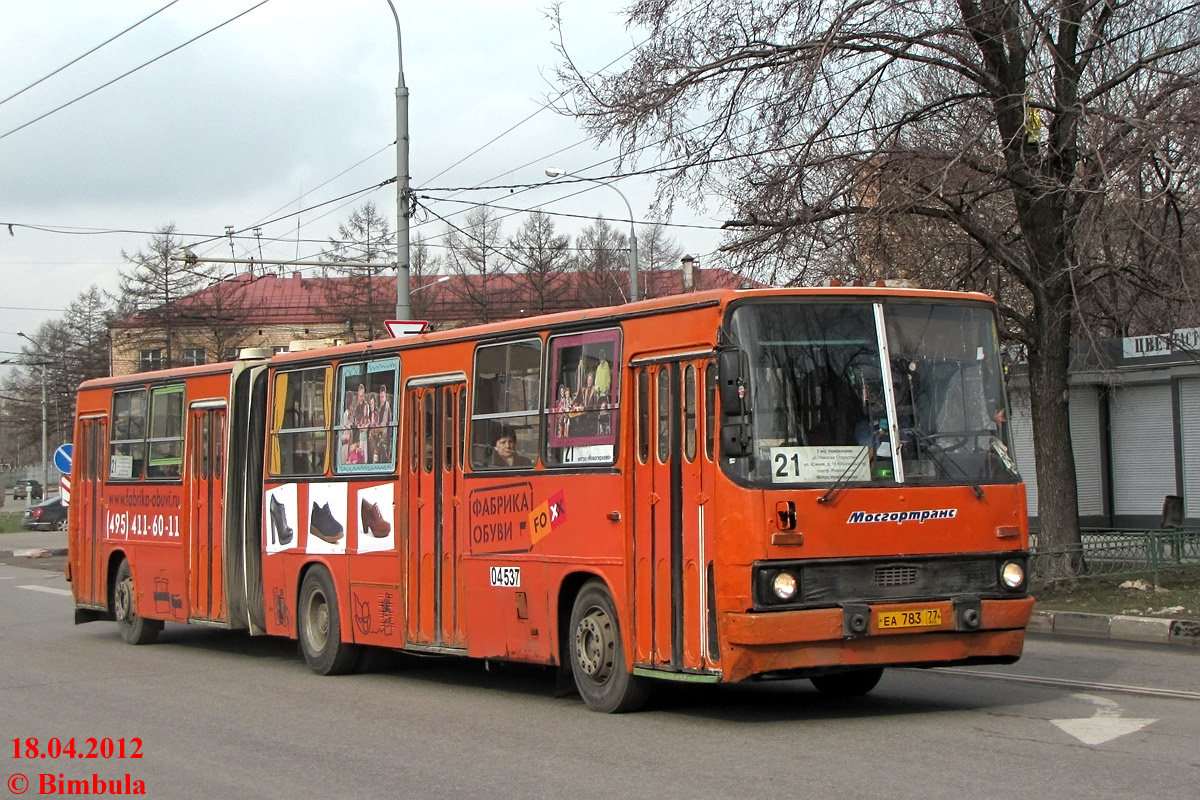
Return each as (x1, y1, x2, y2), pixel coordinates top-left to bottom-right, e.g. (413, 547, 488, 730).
(22, 497, 67, 531)
(13, 480, 43, 501)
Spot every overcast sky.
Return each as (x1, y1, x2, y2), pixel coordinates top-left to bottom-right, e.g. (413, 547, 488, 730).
(0, 0, 728, 364)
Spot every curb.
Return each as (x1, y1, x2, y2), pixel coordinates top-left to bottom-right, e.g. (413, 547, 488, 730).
(0, 547, 68, 559)
(1030, 610, 1200, 647)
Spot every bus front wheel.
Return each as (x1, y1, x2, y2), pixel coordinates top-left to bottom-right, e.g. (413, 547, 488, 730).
(113, 560, 162, 645)
(568, 580, 649, 713)
(298, 567, 359, 675)
(810, 667, 884, 697)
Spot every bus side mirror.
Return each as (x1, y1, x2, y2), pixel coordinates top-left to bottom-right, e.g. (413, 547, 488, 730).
(720, 423, 753, 458)
(717, 350, 750, 416)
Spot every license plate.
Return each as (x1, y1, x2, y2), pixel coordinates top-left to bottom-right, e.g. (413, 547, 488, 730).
(876, 608, 942, 630)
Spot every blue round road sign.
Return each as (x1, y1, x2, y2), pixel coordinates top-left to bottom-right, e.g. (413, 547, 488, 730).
(54, 443, 73, 474)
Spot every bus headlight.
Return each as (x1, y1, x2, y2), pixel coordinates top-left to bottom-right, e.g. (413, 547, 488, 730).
(771, 571, 799, 601)
(1000, 560, 1026, 590)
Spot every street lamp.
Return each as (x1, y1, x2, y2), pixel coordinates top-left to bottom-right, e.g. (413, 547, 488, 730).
(413, 274, 451, 293)
(383, 0, 412, 321)
(16, 332, 48, 496)
(545, 167, 641, 303)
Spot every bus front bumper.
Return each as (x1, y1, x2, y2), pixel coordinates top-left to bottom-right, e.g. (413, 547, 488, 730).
(719, 596, 1035, 683)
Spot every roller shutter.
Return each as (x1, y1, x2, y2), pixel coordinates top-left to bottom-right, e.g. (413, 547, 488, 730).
(1181, 379, 1200, 519)
(1069, 386, 1103, 517)
(1109, 383, 1175, 517)
(1008, 389, 1037, 516)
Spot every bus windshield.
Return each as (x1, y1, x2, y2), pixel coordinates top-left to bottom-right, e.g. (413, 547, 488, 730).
(724, 299, 1019, 487)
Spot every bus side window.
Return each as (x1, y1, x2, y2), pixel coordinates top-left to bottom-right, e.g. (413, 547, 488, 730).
(109, 388, 147, 480)
(545, 329, 621, 467)
(704, 360, 716, 461)
(471, 339, 542, 470)
(146, 385, 185, 480)
(637, 369, 650, 464)
(335, 358, 399, 473)
(684, 364, 697, 461)
(270, 367, 330, 477)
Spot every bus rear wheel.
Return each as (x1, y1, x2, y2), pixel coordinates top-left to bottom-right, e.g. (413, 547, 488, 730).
(568, 580, 649, 713)
(298, 567, 359, 675)
(113, 560, 162, 645)
(810, 667, 884, 697)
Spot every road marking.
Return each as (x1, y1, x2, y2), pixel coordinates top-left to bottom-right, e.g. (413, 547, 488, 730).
(1051, 693, 1156, 745)
(17, 584, 73, 597)
(930, 667, 1200, 702)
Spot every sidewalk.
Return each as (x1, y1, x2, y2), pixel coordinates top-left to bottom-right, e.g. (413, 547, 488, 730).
(1028, 608, 1199, 647)
(0, 529, 67, 557)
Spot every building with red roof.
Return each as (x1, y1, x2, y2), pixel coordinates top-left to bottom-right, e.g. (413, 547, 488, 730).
(108, 259, 755, 375)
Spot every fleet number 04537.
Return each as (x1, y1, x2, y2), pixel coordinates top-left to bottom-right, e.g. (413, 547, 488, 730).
(489, 566, 520, 588)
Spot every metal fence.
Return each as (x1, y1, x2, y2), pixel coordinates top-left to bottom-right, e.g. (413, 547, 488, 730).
(1030, 528, 1200, 584)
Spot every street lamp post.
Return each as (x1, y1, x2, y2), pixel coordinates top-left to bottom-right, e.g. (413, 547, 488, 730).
(16, 332, 48, 496)
(545, 167, 640, 303)
(384, 0, 412, 321)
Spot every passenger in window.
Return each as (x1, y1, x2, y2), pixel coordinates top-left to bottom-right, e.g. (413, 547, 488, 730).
(492, 424, 532, 467)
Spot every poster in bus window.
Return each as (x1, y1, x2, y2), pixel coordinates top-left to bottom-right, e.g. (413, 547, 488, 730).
(549, 330, 620, 464)
(337, 358, 399, 474)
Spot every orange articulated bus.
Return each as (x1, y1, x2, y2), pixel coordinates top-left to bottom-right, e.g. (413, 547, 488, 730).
(68, 287, 1033, 712)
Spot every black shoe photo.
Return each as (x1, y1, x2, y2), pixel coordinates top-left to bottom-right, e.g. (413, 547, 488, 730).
(309, 501, 344, 543)
(270, 495, 294, 545)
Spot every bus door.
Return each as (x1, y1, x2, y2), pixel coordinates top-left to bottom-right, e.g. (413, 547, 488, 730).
(406, 378, 467, 649)
(632, 358, 714, 673)
(187, 402, 226, 622)
(74, 415, 107, 607)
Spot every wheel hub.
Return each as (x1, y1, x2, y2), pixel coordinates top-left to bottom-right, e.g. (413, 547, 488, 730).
(575, 608, 614, 682)
(115, 581, 132, 622)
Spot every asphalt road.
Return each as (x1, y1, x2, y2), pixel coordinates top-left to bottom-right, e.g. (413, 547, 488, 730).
(2, 559, 1197, 800)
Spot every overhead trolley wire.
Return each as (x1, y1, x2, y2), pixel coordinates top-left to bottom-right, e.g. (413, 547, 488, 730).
(0, 0, 274, 142)
(0, 0, 184, 109)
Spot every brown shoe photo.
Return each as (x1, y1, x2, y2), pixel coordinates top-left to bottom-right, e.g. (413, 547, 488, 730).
(360, 498, 392, 537)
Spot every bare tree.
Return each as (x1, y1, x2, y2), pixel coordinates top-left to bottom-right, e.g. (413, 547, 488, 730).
(409, 233, 444, 323)
(1, 285, 110, 468)
(639, 222, 684, 274)
(507, 211, 572, 314)
(114, 224, 214, 368)
(173, 275, 261, 362)
(555, 0, 1200, 576)
(638, 221, 685, 296)
(443, 206, 511, 324)
(574, 216, 631, 307)
(319, 201, 396, 340)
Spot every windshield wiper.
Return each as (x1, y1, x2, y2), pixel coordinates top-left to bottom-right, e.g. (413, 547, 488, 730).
(817, 445, 870, 505)
(910, 428, 984, 500)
